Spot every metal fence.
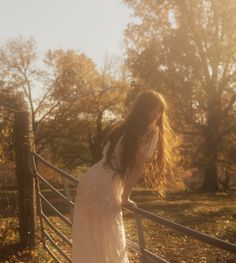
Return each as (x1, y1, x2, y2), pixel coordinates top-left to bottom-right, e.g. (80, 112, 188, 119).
(32, 151, 236, 263)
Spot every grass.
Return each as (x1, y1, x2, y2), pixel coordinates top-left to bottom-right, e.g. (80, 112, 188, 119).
(0, 190, 236, 263)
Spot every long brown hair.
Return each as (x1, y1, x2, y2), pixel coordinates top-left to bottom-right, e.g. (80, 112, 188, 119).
(104, 89, 180, 196)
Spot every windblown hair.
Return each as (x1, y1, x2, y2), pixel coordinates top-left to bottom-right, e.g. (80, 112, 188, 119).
(104, 89, 180, 196)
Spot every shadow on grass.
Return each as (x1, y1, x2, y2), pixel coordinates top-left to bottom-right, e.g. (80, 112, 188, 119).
(0, 242, 32, 262)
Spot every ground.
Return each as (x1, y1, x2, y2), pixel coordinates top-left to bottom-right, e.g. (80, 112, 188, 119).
(0, 190, 236, 263)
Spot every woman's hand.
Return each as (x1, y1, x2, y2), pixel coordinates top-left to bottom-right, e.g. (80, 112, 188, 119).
(121, 198, 138, 207)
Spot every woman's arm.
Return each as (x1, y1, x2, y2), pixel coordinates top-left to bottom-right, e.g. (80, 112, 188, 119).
(121, 126, 159, 206)
(121, 151, 145, 205)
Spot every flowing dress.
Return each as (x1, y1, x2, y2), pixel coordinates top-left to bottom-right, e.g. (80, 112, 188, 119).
(72, 125, 159, 263)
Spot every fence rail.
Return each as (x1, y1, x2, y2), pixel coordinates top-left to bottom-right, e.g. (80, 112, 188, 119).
(34, 152, 78, 184)
(32, 151, 236, 263)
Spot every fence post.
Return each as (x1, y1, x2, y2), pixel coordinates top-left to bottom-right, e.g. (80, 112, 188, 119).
(14, 111, 37, 248)
(135, 213, 146, 263)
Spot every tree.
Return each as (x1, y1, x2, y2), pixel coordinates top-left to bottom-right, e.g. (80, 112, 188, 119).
(39, 51, 130, 171)
(0, 36, 65, 139)
(0, 82, 26, 165)
(123, 0, 236, 191)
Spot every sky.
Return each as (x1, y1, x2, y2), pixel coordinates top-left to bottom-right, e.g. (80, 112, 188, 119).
(0, 0, 132, 68)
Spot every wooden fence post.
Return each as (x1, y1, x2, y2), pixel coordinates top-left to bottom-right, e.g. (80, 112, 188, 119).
(14, 111, 37, 249)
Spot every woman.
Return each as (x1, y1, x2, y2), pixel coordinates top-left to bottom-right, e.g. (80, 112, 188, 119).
(72, 89, 175, 263)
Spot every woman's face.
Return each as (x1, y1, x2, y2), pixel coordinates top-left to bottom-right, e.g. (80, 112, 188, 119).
(147, 105, 162, 124)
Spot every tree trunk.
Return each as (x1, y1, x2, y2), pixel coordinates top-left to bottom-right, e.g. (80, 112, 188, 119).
(200, 86, 220, 192)
(90, 112, 104, 163)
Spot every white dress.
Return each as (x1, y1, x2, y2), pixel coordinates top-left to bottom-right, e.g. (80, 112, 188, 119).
(72, 125, 159, 263)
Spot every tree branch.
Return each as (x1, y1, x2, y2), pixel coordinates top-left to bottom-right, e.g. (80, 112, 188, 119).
(221, 93, 236, 117)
